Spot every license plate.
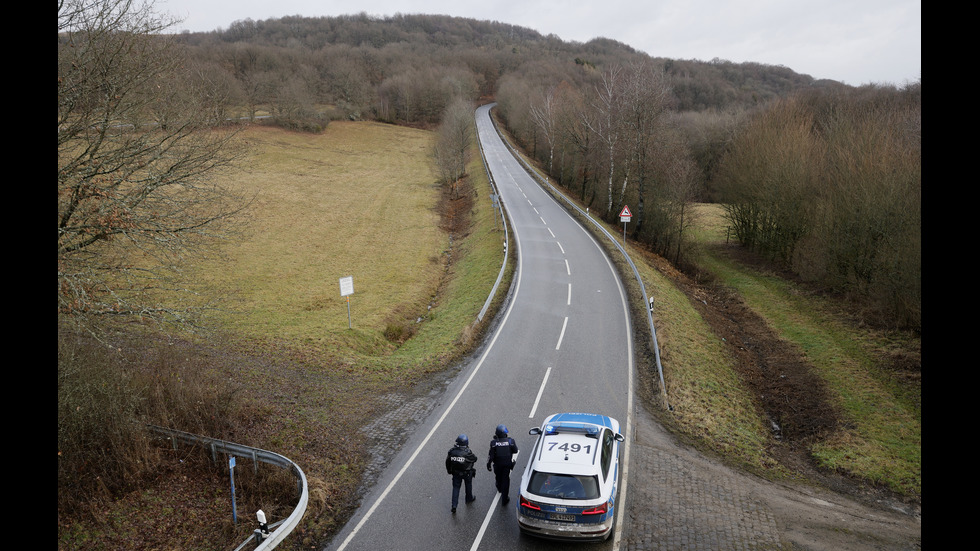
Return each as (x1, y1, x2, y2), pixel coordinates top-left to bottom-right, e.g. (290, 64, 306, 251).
(549, 513, 576, 522)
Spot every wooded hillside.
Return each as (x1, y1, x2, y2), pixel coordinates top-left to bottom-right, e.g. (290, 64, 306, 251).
(168, 12, 919, 330)
(175, 12, 828, 121)
(60, 6, 918, 336)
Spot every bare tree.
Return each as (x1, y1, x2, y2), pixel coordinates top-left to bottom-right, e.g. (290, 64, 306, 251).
(226, 42, 274, 121)
(433, 98, 474, 198)
(529, 85, 559, 174)
(554, 85, 596, 204)
(183, 59, 244, 127)
(58, 0, 249, 335)
(583, 66, 623, 215)
(619, 61, 673, 234)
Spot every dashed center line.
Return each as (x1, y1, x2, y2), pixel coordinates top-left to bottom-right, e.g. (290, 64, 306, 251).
(556, 316, 568, 350)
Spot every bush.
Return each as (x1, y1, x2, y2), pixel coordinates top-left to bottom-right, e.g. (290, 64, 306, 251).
(57, 328, 243, 515)
(58, 331, 156, 514)
(383, 322, 416, 343)
(267, 109, 332, 133)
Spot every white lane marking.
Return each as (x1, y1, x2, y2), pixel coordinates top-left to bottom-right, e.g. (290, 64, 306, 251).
(565, 259, 571, 275)
(555, 316, 568, 350)
(556, 241, 564, 255)
(567, 283, 572, 306)
(529, 367, 552, 419)
(470, 492, 502, 551)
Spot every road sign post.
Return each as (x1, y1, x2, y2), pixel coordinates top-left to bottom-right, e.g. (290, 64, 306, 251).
(339, 276, 354, 329)
(619, 205, 632, 247)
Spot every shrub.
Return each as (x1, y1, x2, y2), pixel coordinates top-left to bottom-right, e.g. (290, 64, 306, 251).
(57, 328, 243, 515)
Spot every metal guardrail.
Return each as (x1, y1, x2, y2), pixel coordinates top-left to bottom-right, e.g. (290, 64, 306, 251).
(474, 107, 511, 323)
(482, 105, 670, 410)
(147, 425, 308, 550)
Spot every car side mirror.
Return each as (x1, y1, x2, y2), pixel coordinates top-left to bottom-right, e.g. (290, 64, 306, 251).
(529, 428, 542, 436)
(615, 433, 625, 442)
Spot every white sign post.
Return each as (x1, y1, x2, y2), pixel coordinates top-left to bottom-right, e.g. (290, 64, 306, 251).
(619, 205, 632, 247)
(339, 276, 354, 329)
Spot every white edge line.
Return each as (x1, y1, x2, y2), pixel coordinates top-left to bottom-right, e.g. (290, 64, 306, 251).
(597, 234, 634, 551)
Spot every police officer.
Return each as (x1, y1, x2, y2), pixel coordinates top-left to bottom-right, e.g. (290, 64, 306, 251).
(487, 424, 518, 506)
(445, 434, 478, 513)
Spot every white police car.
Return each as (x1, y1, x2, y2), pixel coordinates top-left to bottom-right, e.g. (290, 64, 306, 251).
(516, 412, 625, 541)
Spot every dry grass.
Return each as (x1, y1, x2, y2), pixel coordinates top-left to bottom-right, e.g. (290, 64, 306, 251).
(188, 123, 447, 350)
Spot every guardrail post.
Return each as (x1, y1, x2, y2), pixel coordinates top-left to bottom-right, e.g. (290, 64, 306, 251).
(229, 455, 238, 524)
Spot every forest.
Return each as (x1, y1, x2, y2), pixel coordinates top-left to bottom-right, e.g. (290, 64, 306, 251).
(60, 8, 920, 334)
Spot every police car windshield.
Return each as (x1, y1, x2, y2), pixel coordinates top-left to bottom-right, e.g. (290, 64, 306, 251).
(527, 471, 600, 500)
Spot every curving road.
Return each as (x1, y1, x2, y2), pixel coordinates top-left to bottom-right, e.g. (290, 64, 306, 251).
(323, 104, 921, 551)
(325, 104, 635, 551)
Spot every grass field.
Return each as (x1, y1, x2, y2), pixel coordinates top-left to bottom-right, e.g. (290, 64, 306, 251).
(185, 122, 506, 373)
(192, 122, 445, 343)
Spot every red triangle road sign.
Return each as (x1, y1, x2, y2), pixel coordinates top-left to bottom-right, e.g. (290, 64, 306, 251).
(619, 205, 632, 217)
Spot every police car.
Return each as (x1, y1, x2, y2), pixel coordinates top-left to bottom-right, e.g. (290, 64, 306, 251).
(516, 412, 625, 541)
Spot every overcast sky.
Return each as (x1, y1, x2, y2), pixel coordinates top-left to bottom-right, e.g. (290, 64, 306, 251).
(158, 0, 920, 87)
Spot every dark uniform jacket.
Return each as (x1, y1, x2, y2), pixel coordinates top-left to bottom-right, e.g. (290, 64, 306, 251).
(488, 436, 519, 471)
(446, 445, 478, 476)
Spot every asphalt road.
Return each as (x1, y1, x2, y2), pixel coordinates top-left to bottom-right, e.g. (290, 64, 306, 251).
(324, 105, 635, 551)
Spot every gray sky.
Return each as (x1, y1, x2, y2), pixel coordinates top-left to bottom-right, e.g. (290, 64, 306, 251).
(159, 0, 920, 87)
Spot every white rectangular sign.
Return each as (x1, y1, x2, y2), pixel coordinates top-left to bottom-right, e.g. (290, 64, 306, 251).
(339, 276, 354, 297)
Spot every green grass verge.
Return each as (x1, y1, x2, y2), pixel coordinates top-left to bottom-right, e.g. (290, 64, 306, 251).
(692, 203, 920, 495)
(636, 249, 779, 471)
(562, 206, 782, 476)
